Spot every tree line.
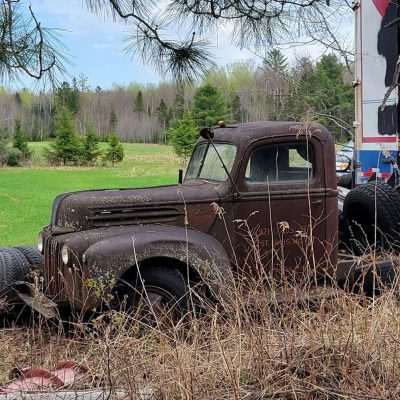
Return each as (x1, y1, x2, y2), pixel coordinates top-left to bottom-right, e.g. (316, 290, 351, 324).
(0, 51, 354, 153)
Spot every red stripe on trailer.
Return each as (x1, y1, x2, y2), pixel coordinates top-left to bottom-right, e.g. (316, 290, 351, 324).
(362, 136, 397, 143)
(361, 172, 392, 178)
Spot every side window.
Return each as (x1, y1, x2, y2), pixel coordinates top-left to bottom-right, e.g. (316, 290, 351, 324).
(245, 142, 314, 183)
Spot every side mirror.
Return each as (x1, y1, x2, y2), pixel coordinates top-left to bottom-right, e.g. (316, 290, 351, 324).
(178, 169, 183, 184)
(199, 127, 214, 140)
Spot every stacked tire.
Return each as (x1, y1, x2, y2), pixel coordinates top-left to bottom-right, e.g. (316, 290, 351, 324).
(343, 182, 400, 255)
(0, 247, 43, 294)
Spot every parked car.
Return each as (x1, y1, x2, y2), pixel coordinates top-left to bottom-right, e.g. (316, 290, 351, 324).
(336, 141, 353, 189)
(336, 141, 353, 175)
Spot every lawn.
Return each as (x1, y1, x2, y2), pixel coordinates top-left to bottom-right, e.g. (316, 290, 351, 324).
(0, 143, 181, 246)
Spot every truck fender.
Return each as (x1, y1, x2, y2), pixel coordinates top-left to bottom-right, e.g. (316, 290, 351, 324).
(83, 224, 232, 292)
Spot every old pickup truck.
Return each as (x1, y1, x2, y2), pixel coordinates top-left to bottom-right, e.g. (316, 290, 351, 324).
(33, 121, 400, 316)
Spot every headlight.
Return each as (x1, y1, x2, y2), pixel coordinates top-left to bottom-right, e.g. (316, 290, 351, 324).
(37, 233, 44, 253)
(61, 245, 70, 265)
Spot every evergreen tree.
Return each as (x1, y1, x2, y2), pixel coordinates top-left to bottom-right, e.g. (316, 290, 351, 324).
(0, 129, 9, 166)
(167, 112, 198, 160)
(157, 99, 169, 125)
(105, 133, 124, 166)
(45, 107, 81, 165)
(109, 108, 118, 132)
(13, 119, 31, 159)
(193, 84, 230, 128)
(81, 125, 102, 165)
(292, 54, 353, 140)
(173, 84, 185, 120)
(55, 81, 80, 114)
(230, 93, 242, 122)
(134, 90, 145, 113)
(157, 98, 171, 143)
(263, 49, 288, 74)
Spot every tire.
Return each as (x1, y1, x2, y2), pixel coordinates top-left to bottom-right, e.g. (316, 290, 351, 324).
(0, 248, 31, 293)
(343, 183, 400, 255)
(14, 246, 43, 267)
(356, 260, 397, 296)
(3, 248, 31, 279)
(338, 173, 352, 189)
(0, 251, 18, 293)
(114, 265, 188, 324)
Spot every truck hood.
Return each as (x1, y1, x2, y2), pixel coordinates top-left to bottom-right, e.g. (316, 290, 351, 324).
(51, 181, 223, 232)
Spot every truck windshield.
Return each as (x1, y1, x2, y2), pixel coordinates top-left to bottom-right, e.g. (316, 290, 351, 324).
(185, 143, 237, 182)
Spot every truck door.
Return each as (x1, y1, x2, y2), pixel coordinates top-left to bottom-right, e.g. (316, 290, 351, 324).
(233, 136, 328, 277)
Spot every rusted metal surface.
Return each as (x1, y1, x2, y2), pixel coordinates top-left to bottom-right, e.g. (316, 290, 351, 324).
(0, 362, 87, 394)
(39, 121, 338, 309)
(14, 283, 58, 319)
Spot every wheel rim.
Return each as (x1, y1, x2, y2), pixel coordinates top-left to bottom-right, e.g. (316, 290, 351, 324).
(135, 285, 181, 326)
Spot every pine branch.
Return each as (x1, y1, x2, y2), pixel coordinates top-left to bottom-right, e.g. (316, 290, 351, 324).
(86, 0, 334, 82)
(0, 0, 66, 85)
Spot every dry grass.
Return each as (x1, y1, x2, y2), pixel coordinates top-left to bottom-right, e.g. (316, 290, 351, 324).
(1, 265, 400, 400)
(2, 173, 400, 398)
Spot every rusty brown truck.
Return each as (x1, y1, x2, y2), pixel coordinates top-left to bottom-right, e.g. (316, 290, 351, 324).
(36, 121, 400, 315)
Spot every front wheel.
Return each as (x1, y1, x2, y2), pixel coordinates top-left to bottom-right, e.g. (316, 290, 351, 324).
(113, 265, 188, 327)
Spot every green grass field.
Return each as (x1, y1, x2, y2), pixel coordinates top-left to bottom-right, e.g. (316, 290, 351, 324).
(0, 143, 181, 246)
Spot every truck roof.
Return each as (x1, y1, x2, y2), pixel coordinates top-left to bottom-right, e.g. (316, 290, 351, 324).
(202, 121, 332, 146)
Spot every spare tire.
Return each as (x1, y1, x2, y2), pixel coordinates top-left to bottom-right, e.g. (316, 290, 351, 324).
(343, 183, 400, 255)
(0, 248, 31, 293)
(14, 246, 43, 268)
(0, 251, 19, 294)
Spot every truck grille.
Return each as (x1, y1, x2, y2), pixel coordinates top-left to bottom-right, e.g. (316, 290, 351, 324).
(43, 236, 67, 301)
(87, 206, 183, 227)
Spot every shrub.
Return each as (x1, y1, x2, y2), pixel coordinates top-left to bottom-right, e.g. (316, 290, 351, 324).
(6, 147, 22, 166)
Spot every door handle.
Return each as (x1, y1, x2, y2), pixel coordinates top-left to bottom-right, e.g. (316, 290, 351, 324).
(311, 199, 323, 205)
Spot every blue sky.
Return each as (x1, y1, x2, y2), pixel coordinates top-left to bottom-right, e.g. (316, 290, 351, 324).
(12, 1, 352, 91)
(22, 0, 254, 90)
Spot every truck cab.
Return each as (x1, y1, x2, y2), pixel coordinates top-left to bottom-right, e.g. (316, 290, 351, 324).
(38, 121, 338, 313)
